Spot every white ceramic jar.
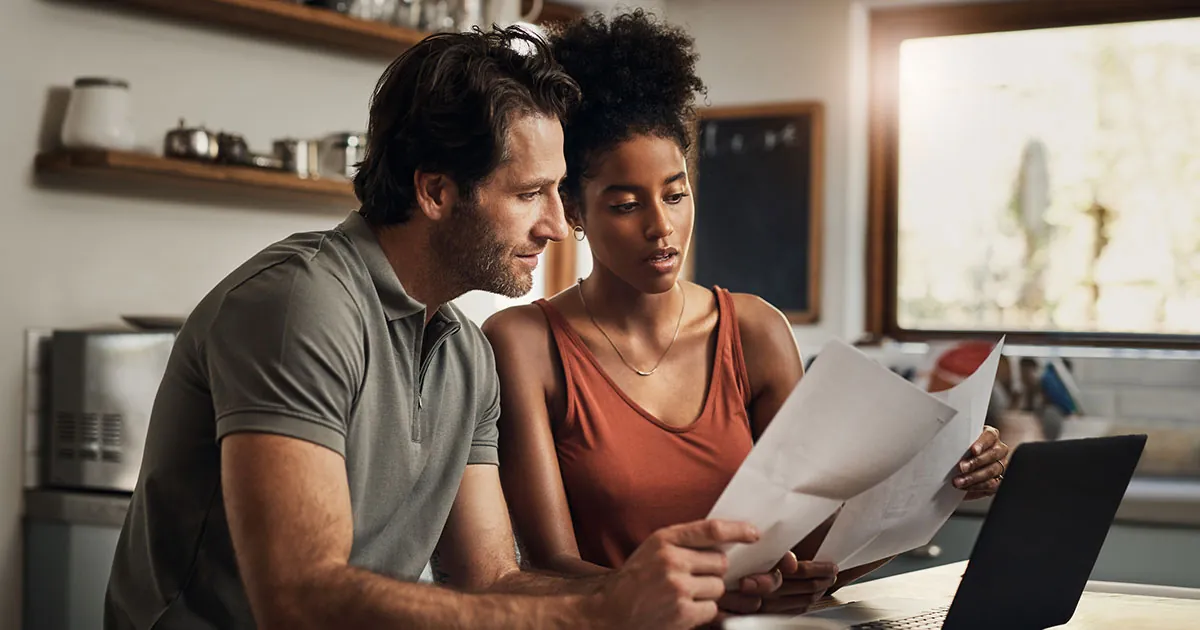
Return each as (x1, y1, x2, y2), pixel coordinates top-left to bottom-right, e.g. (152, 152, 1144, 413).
(60, 77, 135, 151)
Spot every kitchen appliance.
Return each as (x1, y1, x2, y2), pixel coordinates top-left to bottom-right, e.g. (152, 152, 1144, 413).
(44, 330, 176, 493)
(120, 315, 186, 330)
(60, 77, 135, 151)
(163, 119, 219, 161)
(23, 490, 128, 630)
(319, 132, 367, 180)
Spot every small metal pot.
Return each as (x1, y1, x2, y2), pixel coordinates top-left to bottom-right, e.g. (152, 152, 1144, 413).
(163, 119, 218, 161)
(216, 132, 251, 165)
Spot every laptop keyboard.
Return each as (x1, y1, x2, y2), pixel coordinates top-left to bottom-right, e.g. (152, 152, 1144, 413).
(849, 604, 950, 629)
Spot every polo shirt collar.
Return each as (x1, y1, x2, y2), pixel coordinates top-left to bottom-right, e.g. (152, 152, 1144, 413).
(338, 211, 425, 321)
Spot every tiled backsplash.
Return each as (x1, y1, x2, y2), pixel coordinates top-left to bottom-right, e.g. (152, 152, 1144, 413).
(1072, 356, 1200, 389)
(1072, 357, 1200, 423)
(861, 343, 1200, 425)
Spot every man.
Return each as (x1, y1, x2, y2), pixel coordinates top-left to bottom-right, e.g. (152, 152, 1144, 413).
(105, 27, 778, 630)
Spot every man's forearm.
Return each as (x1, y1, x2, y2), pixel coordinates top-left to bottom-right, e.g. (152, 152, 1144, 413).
(275, 564, 595, 630)
(486, 565, 608, 596)
(486, 550, 612, 595)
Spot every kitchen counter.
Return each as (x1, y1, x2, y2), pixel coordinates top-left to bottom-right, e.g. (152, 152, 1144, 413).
(24, 488, 131, 528)
(23, 489, 130, 630)
(956, 477, 1200, 527)
(24, 477, 1200, 528)
(812, 561, 1200, 628)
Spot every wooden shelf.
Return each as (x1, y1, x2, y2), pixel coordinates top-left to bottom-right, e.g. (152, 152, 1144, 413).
(75, 0, 429, 57)
(72, 0, 583, 59)
(35, 149, 357, 207)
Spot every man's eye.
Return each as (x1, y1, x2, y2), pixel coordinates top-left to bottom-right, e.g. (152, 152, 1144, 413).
(665, 192, 690, 204)
(519, 191, 541, 201)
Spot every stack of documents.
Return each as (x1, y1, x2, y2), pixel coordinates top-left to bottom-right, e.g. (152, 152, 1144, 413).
(708, 338, 1004, 583)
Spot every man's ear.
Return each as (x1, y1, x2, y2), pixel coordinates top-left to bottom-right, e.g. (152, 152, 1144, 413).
(413, 171, 460, 222)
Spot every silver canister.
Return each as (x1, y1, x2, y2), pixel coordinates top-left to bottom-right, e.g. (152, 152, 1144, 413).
(421, 0, 455, 32)
(392, 0, 422, 28)
(349, 0, 399, 22)
(453, 0, 484, 31)
(273, 138, 321, 179)
(319, 132, 367, 181)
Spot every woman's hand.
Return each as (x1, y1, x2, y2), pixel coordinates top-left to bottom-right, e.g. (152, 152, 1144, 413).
(716, 553, 796, 615)
(954, 426, 1010, 500)
(757, 559, 839, 615)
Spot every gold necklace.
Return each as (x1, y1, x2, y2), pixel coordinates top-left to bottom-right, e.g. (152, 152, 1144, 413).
(576, 278, 686, 377)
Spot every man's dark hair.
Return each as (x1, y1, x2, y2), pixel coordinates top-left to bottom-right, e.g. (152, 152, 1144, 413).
(548, 10, 706, 213)
(354, 26, 580, 226)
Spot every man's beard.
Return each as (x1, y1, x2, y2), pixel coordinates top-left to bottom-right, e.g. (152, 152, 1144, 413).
(430, 197, 535, 298)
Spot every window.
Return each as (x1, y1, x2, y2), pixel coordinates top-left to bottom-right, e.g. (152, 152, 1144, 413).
(867, 0, 1200, 347)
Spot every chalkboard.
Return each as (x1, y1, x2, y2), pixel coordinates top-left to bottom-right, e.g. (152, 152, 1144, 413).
(691, 103, 823, 323)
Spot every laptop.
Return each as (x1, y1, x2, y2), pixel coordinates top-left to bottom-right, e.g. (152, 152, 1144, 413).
(803, 434, 1147, 630)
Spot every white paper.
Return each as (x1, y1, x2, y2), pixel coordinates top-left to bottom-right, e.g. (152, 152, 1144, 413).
(815, 338, 1005, 569)
(708, 340, 958, 584)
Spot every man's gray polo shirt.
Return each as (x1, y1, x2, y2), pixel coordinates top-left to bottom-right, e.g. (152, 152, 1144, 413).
(105, 211, 500, 630)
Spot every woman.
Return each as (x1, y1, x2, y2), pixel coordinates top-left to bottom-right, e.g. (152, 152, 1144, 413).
(482, 11, 1009, 615)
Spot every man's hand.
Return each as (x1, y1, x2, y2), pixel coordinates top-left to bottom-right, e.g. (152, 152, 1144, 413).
(592, 520, 760, 629)
(758, 560, 839, 615)
(954, 426, 1010, 500)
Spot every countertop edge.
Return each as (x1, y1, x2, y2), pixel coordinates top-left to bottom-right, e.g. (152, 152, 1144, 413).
(24, 478, 1200, 529)
(955, 477, 1200, 527)
(24, 488, 132, 528)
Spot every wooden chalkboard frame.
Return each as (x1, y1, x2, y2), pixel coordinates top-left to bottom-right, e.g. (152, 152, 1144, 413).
(691, 101, 824, 324)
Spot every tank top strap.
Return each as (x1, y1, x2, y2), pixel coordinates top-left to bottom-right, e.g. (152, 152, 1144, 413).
(533, 298, 589, 410)
(713, 287, 753, 407)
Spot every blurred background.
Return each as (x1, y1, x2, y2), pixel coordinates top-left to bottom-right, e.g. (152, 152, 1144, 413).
(3, 1, 1199, 628)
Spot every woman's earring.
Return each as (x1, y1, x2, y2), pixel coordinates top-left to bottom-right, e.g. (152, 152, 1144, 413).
(573, 225, 586, 242)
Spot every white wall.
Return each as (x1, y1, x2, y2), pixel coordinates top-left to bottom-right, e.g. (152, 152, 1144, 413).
(0, 1, 389, 625)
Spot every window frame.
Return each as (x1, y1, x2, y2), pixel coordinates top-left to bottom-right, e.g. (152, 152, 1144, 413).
(865, 0, 1200, 348)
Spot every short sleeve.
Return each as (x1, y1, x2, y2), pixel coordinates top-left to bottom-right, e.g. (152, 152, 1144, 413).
(468, 344, 500, 466)
(206, 259, 364, 456)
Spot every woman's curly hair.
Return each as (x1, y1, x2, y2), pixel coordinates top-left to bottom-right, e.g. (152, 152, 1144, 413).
(549, 10, 706, 214)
